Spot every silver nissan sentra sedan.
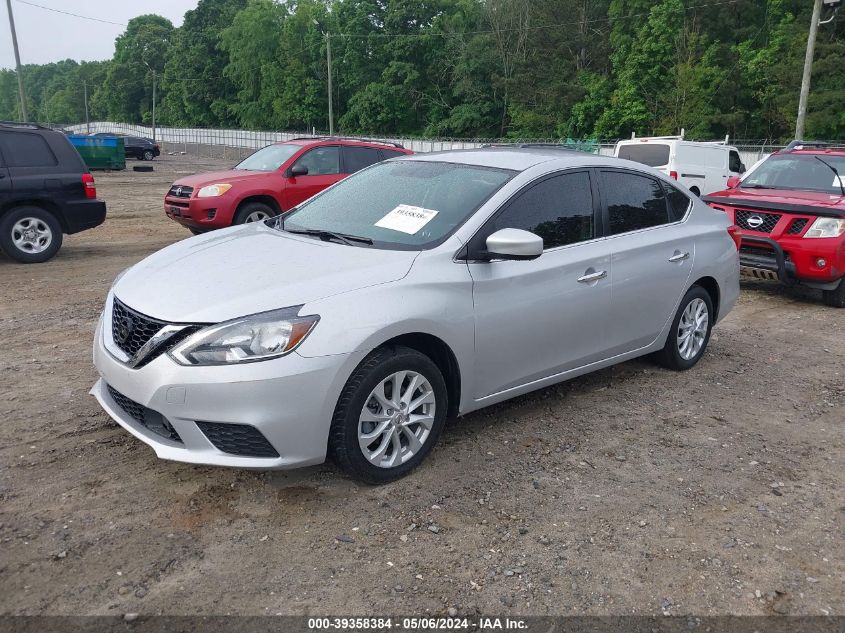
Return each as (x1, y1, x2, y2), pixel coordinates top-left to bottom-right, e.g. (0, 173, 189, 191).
(91, 148, 740, 483)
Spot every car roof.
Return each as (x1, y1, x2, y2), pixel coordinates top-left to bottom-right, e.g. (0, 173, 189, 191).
(396, 147, 629, 172)
(280, 137, 407, 150)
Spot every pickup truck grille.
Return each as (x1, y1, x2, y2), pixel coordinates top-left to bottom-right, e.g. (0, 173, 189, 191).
(785, 218, 809, 235)
(168, 185, 193, 198)
(735, 210, 781, 233)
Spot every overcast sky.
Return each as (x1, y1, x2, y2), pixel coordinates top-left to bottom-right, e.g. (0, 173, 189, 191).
(1, 0, 200, 69)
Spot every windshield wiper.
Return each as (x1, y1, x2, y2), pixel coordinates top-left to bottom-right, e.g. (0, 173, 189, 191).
(814, 156, 845, 196)
(285, 227, 373, 246)
(739, 184, 778, 189)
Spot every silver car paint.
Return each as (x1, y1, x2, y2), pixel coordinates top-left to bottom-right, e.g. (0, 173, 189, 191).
(92, 149, 739, 469)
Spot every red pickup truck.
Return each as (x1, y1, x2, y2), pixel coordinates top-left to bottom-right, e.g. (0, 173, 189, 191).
(165, 137, 411, 233)
(704, 141, 845, 307)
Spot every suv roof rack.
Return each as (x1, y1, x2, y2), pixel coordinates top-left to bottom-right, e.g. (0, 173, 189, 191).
(288, 136, 405, 149)
(783, 140, 845, 152)
(0, 120, 50, 130)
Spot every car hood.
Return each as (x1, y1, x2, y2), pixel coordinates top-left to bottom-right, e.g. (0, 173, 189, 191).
(706, 187, 845, 209)
(113, 223, 419, 323)
(171, 169, 268, 189)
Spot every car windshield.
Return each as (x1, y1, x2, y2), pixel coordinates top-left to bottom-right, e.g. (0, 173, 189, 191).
(235, 144, 301, 172)
(741, 154, 845, 194)
(280, 160, 515, 249)
(617, 143, 671, 167)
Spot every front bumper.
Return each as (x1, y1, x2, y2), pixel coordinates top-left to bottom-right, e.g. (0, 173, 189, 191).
(739, 235, 843, 289)
(91, 313, 363, 469)
(164, 195, 232, 231)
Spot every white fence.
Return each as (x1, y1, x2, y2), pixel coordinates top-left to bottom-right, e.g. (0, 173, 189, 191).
(65, 122, 782, 166)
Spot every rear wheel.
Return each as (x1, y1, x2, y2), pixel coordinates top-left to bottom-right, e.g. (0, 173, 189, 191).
(654, 286, 713, 370)
(329, 346, 448, 484)
(822, 278, 845, 308)
(142, 149, 154, 161)
(234, 201, 274, 225)
(0, 206, 63, 264)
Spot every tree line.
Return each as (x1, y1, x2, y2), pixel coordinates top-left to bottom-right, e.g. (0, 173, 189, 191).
(1, 0, 843, 141)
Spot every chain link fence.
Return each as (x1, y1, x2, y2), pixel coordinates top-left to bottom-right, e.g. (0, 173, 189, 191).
(60, 121, 802, 167)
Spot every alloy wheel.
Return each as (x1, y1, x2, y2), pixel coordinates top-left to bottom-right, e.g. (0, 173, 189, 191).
(676, 297, 709, 361)
(245, 211, 270, 222)
(12, 217, 53, 254)
(358, 370, 436, 469)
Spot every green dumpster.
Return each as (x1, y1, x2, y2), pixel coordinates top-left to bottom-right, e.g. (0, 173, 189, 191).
(68, 135, 126, 170)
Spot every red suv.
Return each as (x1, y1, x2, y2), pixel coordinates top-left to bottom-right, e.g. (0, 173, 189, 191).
(164, 137, 412, 233)
(704, 141, 845, 307)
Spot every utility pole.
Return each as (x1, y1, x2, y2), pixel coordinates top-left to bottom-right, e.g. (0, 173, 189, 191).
(325, 31, 333, 136)
(5, 0, 28, 122)
(795, 0, 823, 139)
(83, 81, 90, 134)
(151, 69, 157, 143)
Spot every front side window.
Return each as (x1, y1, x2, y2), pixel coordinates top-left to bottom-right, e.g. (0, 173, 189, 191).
(601, 171, 669, 235)
(293, 146, 340, 176)
(0, 132, 57, 167)
(281, 160, 514, 249)
(484, 171, 594, 250)
(235, 143, 300, 172)
(729, 150, 743, 173)
(740, 154, 845, 194)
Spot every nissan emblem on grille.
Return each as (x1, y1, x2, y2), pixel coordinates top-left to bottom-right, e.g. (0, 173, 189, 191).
(115, 315, 134, 345)
(746, 215, 764, 229)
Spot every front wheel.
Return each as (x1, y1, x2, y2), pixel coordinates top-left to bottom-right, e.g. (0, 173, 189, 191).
(329, 346, 448, 484)
(0, 206, 63, 263)
(654, 286, 714, 370)
(822, 278, 845, 308)
(234, 202, 274, 224)
(142, 150, 154, 161)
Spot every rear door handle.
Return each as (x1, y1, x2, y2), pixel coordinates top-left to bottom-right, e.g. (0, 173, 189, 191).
(577, 270, 607, 283)
(668, 251, 690, 263)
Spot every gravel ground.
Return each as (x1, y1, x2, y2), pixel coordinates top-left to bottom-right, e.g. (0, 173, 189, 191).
(0, 155, 842, 617)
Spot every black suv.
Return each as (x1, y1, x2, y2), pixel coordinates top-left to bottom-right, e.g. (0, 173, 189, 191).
(0, 122, 107, 263)
(92, 133, 160, 160)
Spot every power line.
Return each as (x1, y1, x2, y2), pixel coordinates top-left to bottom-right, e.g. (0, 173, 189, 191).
(13, 0, 127, 26)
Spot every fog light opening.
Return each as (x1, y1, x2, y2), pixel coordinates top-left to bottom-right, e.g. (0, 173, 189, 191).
(206, 209, 217, 220)
(816, 257, 827, 268)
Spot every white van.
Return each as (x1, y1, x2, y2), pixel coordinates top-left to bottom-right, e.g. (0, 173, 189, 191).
(614, 135, 746, 196)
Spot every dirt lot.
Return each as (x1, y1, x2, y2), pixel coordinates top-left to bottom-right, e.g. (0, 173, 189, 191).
(0, 155, 842, 617)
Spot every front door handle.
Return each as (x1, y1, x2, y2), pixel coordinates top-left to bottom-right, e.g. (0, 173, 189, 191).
(668, 251, 690, 263)
(577, 270, 607, 283)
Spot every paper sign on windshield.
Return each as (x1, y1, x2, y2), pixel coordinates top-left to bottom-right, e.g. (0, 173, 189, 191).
(833, 176, 845, 188)
(375, 204, 438, 234)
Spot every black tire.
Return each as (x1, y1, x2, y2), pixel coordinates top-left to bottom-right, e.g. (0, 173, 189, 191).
(329, 345, 448, 484)
(0, 206, 63, 264)
(234, 201, 274, 225)
(189, 228, 205, 236)
(822, 278, 845, 308)
(142, 149, 154, 161)
(654, 285, 714, 371)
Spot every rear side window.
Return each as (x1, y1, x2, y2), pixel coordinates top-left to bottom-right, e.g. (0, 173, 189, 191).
(343, 146, 383, 173)
(487, 171, 594, 249)
(663, 182, 691, 222)
(0, 132, 58, 167)
(382, 149, 407, 159)
(617, 143, 670, 167)
(601, 171, 668, 235)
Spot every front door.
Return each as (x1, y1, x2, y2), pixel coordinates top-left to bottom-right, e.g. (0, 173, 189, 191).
(467, 170, 614, 399)
(282, 145, 344, 208)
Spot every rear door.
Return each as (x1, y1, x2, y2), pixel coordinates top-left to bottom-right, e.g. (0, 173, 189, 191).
(598, 169, 695, 355)
(468, 170, 614, 398)
(282, 145, 342, 208)
(0, 142, 10, 197)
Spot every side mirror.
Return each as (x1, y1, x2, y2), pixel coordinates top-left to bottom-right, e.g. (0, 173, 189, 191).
(726, 176, 742, 189)
(484, 228, 543, 261)
(289, 164, 308, 177)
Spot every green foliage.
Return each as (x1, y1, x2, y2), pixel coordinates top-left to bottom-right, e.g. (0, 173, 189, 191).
(2, 0, 844, 141)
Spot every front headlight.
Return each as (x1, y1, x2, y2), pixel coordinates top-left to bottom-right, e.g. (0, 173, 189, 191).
(196, 183, 233, 198)
(804, 217, 845, 238)
(168, 307, 319, 366)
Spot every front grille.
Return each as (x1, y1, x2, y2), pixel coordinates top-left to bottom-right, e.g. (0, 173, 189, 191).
(168, 185, 193, 198)
(196, 422, 279, 458)
(740, 245, 776, 259)
(735, 210, 781, 233)
(111, 298, 168, 359)
(785, 218, 809, 235)
(107, 384, 182, 443)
